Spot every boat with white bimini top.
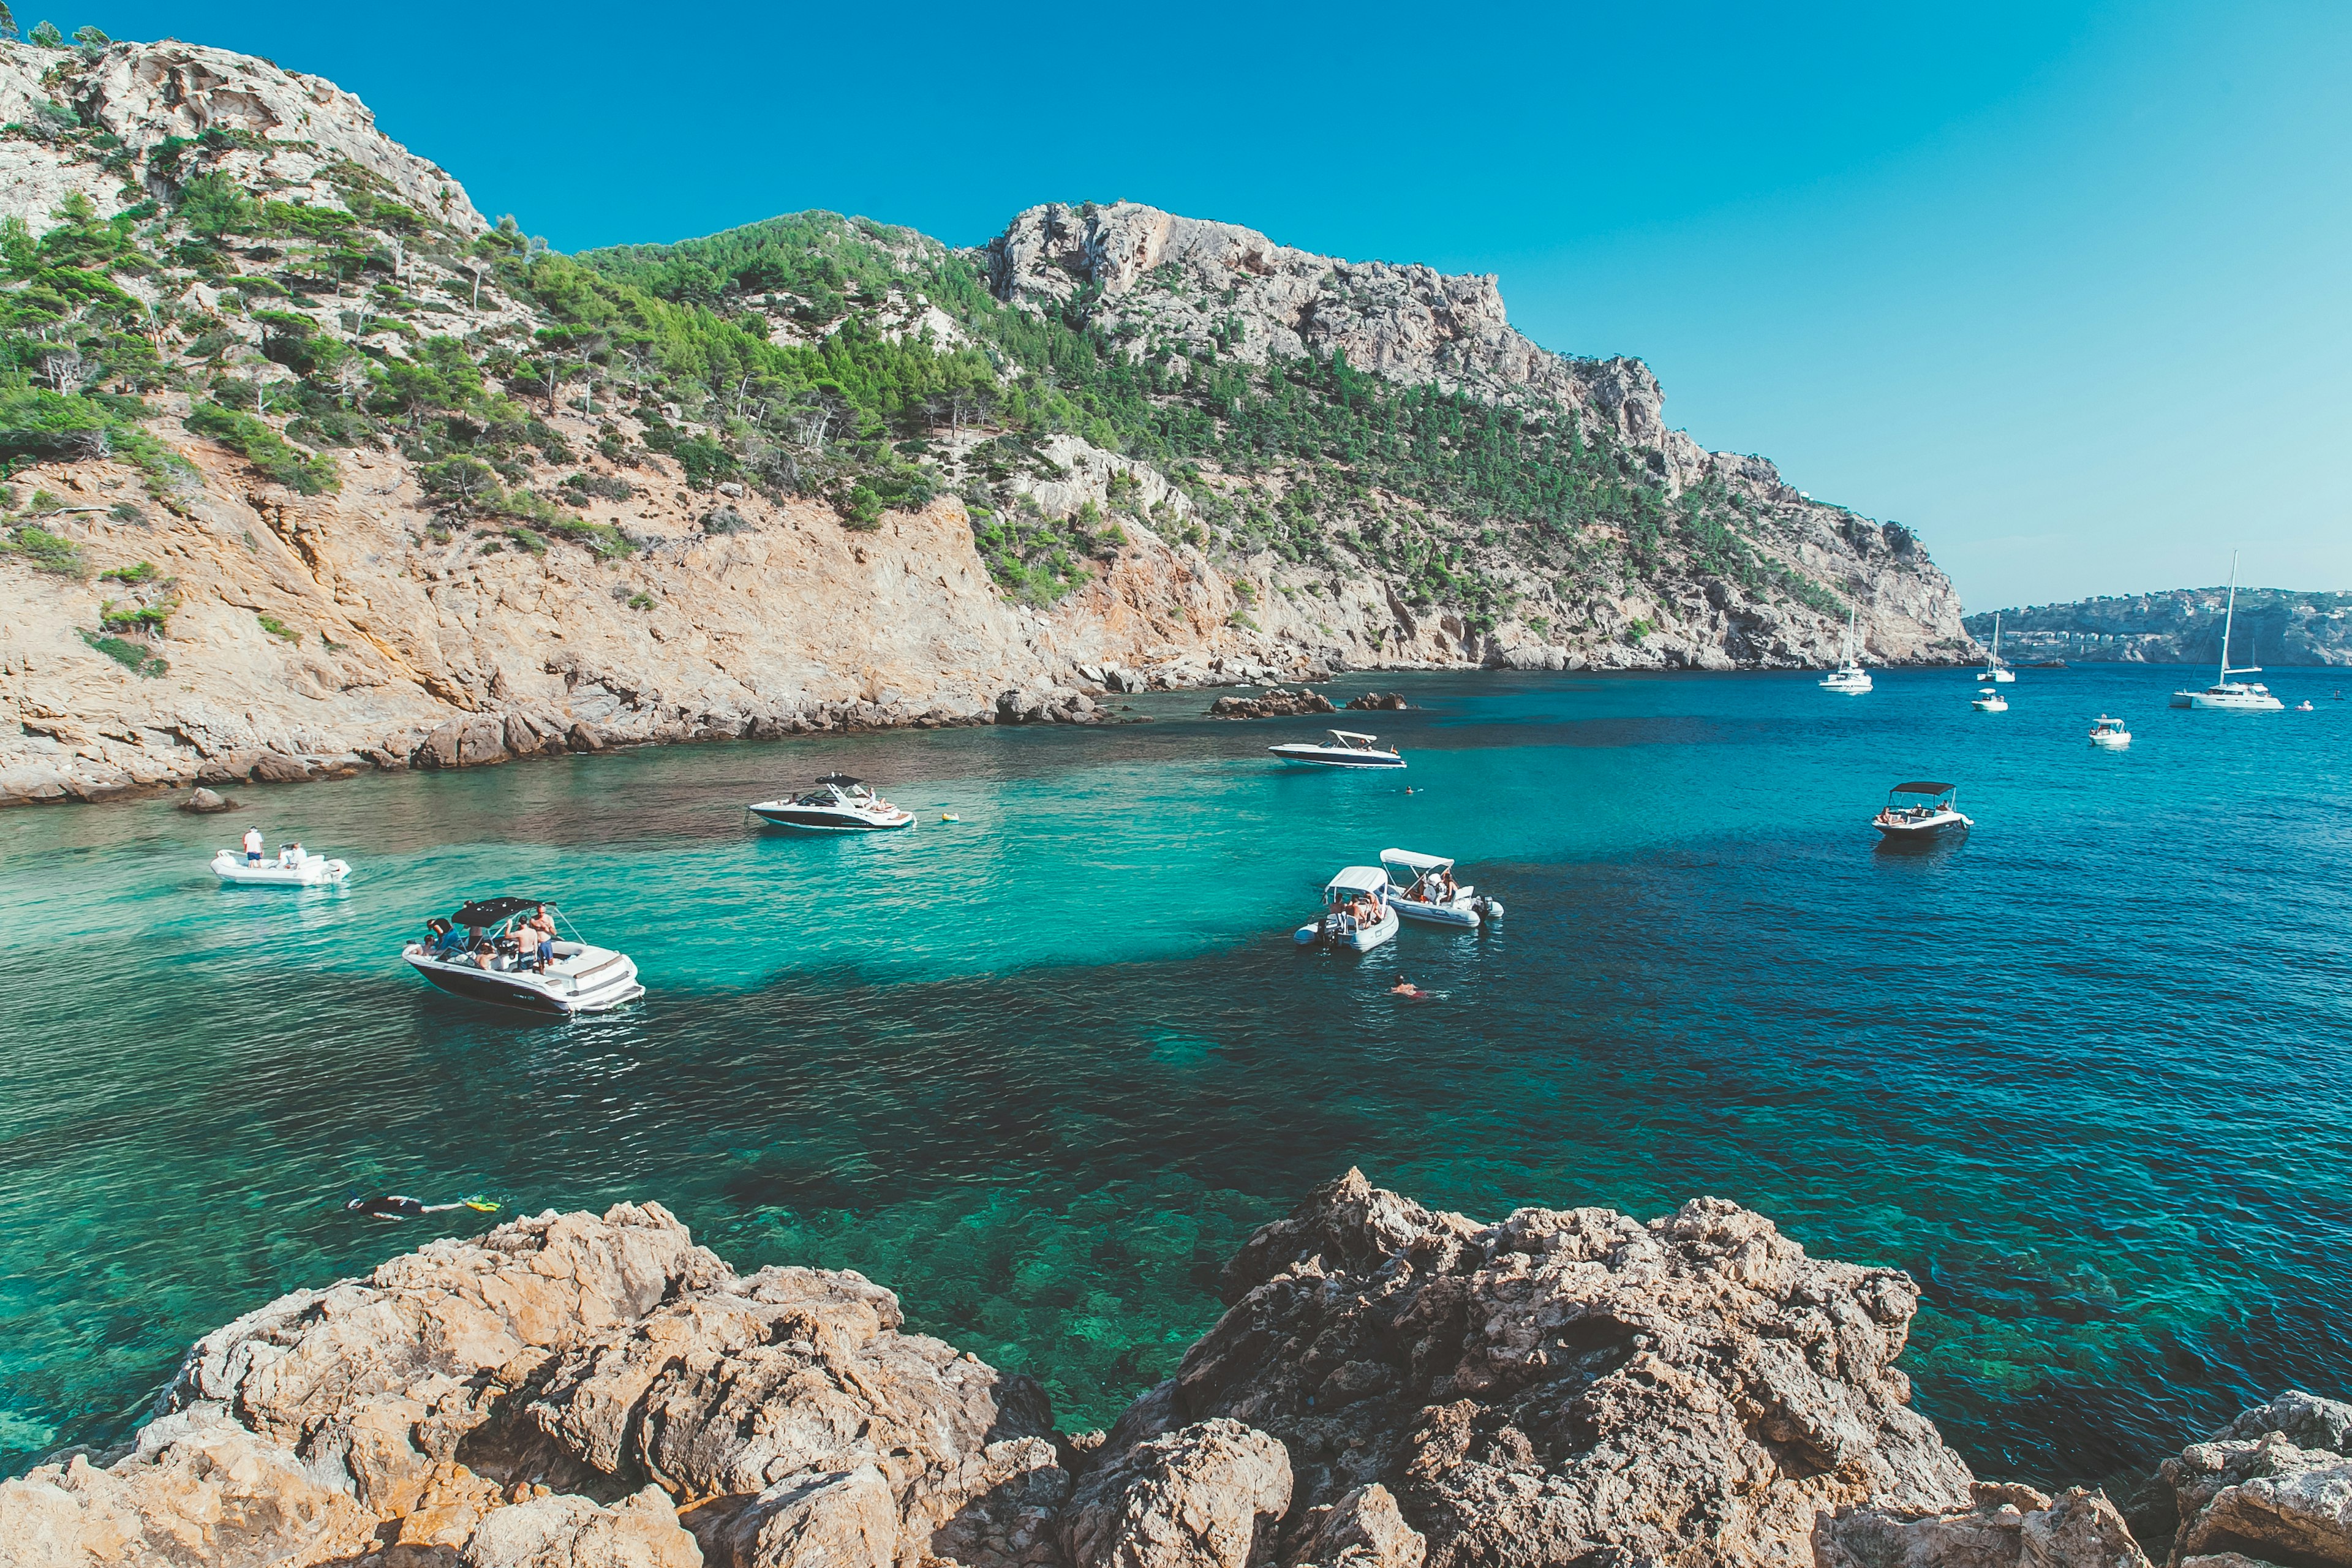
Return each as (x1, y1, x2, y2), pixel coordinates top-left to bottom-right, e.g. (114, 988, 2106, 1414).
(1379, 848, 1504, 929)
(1268, 729, 1406, 769)
(2089, 715, 2132, 748)
(2171, 554, 2283, 710)
(211, 841, 350, 886)
(1819, 605, 1873, 693)
(1294, 866, 1400, 951)
(402, 897, 643, 1015)
(747, 775, 915, 831)
(1971, 686, 2008, 712)
(1873, 781, 1973, 841)
(1977, 611, 2017, 684)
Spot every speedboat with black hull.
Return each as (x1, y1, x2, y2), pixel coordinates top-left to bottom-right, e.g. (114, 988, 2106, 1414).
(402, 897, 643, 1015)
(1381, 848, 1504, 929)
(1294, 867, 1400, 951)
(1872, 782, 1973, 842)
(1268, 730, 1406, 769)
(748, 775, 914, 832)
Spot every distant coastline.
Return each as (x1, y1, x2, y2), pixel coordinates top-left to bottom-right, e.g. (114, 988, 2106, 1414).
(1966, 587, 2352, 666)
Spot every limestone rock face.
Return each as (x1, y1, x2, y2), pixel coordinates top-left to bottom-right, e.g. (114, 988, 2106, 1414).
(2154, 1392, 2352, 1568)
(1122, 1169, 1975, 1568)
(1287, 1483, 1427, 1568)
(0, 38, 483, 234)
(1814, 1482, 2151, 1568)
(1063, 1419, 1294, 1568)
(461, 1485, 704, 1568)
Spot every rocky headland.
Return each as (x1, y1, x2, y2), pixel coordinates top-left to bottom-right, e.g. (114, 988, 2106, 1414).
(7, 1172, 2341, 1568)
(0, 36, 1973, 810)
(1964, 590, 2352, 667)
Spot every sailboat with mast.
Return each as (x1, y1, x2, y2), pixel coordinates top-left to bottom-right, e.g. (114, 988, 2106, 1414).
(1975, 611, 2016, 683)
(1819, 604, 1873, 693)
(2170, 553, 2283, 710)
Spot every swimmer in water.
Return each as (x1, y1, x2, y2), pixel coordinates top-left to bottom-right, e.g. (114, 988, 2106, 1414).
(1389, 974, 1425, 998)
(346, 1194, 502, 1221)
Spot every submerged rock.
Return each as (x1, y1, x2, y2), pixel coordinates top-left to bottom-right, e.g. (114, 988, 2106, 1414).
(178, 786, 235, 813)
(1207, 690, 1335, 719)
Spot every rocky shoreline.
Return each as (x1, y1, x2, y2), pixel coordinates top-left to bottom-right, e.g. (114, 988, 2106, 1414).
(7, 1171, 2341, 1568)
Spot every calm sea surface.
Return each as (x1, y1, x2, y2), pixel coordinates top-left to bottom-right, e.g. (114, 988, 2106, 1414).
(2, 665, 2347, 1484)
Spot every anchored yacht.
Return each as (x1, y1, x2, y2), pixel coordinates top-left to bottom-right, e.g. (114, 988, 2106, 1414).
(2088, 715, 2132, 748)
(1971, 686, 2008, 712)
(1819, 605, 1873, 693)
(1977, 612, 2017, 684)
(1268, 730, 1406, 769)
(748, 775, 915, 831)
(2171, 554, 2283, 710)
(402, 897, 643, 1015)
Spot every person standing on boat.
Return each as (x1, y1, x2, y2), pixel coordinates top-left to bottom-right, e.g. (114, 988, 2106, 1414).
(243, 825, 265, 865)
(527, 905, 557, 972)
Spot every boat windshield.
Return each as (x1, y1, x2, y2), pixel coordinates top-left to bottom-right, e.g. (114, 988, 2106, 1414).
(1883, 781, 1956, 814)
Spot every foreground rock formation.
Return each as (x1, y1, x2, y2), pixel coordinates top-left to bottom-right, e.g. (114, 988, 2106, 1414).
(15, 1174, 2325, 1568)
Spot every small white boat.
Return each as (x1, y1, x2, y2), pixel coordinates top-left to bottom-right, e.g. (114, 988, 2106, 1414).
(747, 775, 914, 832)
(1971, 686, 2008, 712)
(402, 897, 643, 1015)
(1268, 729, 1406, 769)
(1294, 867, 1400, 951)
(2294, 700, 2313, 712)
(2171, 554, 2283, 711)
(1873, 780, 1972, 841)
(2087, 715, 2132, 747)
(211, 845, 350, 885)
(1819, 604, 1873, 693)
(1977, 611, 2017, 684)
(1380, 848, 1503, 929)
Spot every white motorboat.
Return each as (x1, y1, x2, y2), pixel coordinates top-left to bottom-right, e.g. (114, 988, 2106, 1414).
(402, 897, 643, 1015)
(2088, 714, 2131, 748)
(2171, 554, 2283, 710)
(748, 775, 915, 831)
(1977, 612, 2016, 684)
(1380, 848, 1504, 929)
(2294, 700, 2313, 711)
(1873, 780, 1972, 841)
(1268, 729, 1406, 769)
(1971, 686, 2008, 712)
(1294, 866, 1400, 951)
(211, 844, 350, 886)
(1819, 604, 1873, 693)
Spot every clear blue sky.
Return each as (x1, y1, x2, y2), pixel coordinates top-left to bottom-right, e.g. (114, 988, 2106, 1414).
(78, 0, 2352, 611)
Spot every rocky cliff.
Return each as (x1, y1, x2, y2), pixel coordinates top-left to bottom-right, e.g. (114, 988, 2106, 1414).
(0, 37, 1972, 809)
(1966, 590, 2352, 667)
(7, 1174, 2337, 1568)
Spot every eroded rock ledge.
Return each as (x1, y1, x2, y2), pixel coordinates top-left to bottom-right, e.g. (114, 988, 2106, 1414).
(5, 1175, 2343, 1568)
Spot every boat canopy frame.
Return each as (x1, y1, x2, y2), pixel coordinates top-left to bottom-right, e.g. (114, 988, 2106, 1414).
(1327, 730, 1381, 747)
(1887, 781, 1958, 803)
(1379, 848, 1454, 873)
(448, 896, 555, 929)
(1324, 865, 1392, 896)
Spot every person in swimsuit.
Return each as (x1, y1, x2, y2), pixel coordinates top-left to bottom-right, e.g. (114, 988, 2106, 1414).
(243, 825, 265, 865)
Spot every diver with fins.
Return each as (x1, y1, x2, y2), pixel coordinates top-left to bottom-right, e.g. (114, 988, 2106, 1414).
(345, 1194, 502, 1221)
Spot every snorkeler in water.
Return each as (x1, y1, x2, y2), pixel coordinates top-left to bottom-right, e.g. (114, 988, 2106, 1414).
(346, 1194, 502, 1221)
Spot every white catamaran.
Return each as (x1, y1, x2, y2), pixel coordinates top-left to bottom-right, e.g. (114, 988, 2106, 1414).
(1819, 605, 1872, 693)
(2171, 553, 2283, 710)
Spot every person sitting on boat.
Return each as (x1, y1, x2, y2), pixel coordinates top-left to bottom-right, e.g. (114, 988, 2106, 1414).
(424, 918, 467, 960)
(243, 825, 265, 865)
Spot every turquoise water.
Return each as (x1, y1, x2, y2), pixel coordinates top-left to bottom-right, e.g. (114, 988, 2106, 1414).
(2, 666, 2348, 1485)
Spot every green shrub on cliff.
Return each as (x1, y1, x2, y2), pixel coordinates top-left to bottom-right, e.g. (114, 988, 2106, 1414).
(185, 402, 340, 494)
(3, 522, 87, 576)
(78, 627, 166, 676)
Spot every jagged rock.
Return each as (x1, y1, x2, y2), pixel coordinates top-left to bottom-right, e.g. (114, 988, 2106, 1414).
(1129, 1169, 1974, 1568)
(703, 1465, 895, 1568)
(249, 751, 312, 783)
(2154, 1392, 2352, 1568)
(1208, 689, 1335, 719)
(1063, 1419, 1293, 1568)
(507, 1259, 1059, 1564)
(179, 785, 235, 813)
(1341, 693, 1407, 710)
(462, 1485, 703, 1568)
(1288, 1483, 1427, 1568)
(0, 1403, 380, 1568)
(1814, 1482, 2150, 1568)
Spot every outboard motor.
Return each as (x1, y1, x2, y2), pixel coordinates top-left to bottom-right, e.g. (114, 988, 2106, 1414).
(1474, 896, 1504, 923)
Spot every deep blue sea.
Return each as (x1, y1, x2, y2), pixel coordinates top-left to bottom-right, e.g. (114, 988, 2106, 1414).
(2, 664, 2347, 1485)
